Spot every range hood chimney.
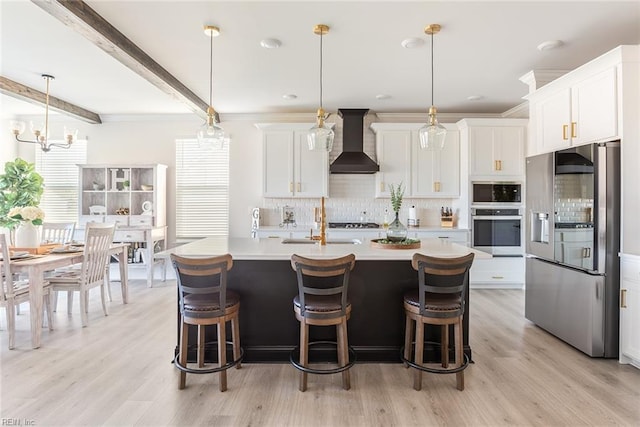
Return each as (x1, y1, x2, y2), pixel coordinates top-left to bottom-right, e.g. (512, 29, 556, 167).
(330, 109, 379, 174)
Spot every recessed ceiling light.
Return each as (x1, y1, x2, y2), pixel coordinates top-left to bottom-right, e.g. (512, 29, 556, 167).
(282, 94, 297, 100)
(376, 94, 391, 100)
(537, 40, 563, 51)
(401, 38, 424, 49)
(260, 38, 282, 49)
(467, 95, 484, 101)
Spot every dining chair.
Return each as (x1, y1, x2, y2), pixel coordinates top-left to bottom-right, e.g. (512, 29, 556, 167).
(1, 234, 53, 349)
(47, 223, 115, 327)
(41, 221, 76, 244)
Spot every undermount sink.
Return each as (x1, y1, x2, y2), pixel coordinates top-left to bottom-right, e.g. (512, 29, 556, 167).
(281, 238, 362, 245)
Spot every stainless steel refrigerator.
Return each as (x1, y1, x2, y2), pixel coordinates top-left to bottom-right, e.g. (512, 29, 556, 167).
(525, 142, 620, 357)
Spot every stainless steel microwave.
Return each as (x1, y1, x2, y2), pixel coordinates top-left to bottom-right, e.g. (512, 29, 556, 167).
(472, 182, 522, 204)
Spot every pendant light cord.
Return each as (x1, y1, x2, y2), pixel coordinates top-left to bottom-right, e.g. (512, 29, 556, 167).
(209, 32, 214, 108)
(430, 31, 434, 107)
(44, 75, 50, 142)
(319, 31, 324, 110)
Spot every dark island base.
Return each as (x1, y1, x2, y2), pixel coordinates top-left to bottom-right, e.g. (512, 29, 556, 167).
(175, 259, 471, 363)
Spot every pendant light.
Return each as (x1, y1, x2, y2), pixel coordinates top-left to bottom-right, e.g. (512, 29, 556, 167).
(197, 25, 226, 150)
(418, 24, 447, 151)
(10, 74, 77, 152)
(307, 24, 334, 151)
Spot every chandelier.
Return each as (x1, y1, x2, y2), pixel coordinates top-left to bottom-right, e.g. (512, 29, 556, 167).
(307, 24, 334, 152)
(10, 74, 78, 152)
(197, 25, 226, 150)
(418, 24, 447, 150)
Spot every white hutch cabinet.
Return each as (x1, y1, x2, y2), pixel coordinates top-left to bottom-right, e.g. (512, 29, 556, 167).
(77, 164, 167, 287)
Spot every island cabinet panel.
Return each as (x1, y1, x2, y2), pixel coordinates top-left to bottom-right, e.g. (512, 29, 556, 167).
(174, 259, 473, 363)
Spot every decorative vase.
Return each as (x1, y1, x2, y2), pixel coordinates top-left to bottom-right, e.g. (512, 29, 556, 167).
(15, 222, 41, 248)
(386, 212, 408, 242)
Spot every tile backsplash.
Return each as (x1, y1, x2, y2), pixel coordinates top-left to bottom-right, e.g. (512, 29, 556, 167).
(260, 174, 459, 227)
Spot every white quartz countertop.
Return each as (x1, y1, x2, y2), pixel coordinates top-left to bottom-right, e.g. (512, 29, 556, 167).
(158, 237, 490, 261)
(257, 225, 469, 232)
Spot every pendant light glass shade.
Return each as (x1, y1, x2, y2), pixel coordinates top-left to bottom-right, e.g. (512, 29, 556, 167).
(197, 25, 226, 150)
(420, 24, 446, 151)
(197, 107, 225, 150)
(418, 106, 447, 150)
(308, 108, 334, 151)
(308, 24, 334, 151)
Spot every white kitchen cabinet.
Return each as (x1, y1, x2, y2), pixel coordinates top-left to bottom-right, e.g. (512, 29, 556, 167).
(406, 229, 469, 245)
(534, 68, 617, 153)
(620, 254, 640, 368)
(371, 123, 459, 198)
(470, 256, 525, 289)
(77, 164, 167, 287)
(257, 123, 329, 198)
(458, 118, 526, 179)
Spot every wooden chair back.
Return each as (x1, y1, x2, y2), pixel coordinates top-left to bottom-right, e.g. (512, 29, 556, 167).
(411, 253, 475, 318)
(0, 234, 13, 301)
(41, 221, 76, 244)
(78, 223, 115, 287)
(170, 253, 233, 318)
(290, 254, 356, 318)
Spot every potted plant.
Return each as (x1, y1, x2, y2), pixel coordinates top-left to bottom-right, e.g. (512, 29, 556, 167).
(0, 158, 44, 245)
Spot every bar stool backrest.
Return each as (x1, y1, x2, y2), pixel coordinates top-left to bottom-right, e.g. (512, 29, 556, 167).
(290, 254, 356, 319)
(411, 253, 475, 318)
(171, 253, 233, 319)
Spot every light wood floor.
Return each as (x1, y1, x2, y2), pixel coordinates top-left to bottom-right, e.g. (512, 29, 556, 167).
(1, 281, 639, 426)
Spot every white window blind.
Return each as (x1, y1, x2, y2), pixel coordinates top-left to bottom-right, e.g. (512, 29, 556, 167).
(35, 140, 87, 223)
(175, 139, 229, 238)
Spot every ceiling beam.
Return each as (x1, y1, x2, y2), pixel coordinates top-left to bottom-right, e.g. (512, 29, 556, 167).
(31, 0, 209, 120)
(0, 76, 102, 124)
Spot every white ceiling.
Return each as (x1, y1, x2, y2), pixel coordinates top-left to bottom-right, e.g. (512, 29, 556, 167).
(1, 0, 639, 121)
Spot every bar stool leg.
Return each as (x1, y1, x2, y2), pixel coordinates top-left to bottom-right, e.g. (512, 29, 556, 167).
(179, 321, 188, 389)
(218, 320, 227, 392)
(299, 321, 309, 392)
(413, 320, 424, 391)
(197, 325, 205, 368)
(441, 325, 449, 368)
(231, 314, 241, 369)
(337, 320, 350, 390)
(403, 314, 413, 368)
(455, 317, 464, 391)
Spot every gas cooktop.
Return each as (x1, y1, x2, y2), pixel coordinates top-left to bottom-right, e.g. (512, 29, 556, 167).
(328, 222, 380, 229)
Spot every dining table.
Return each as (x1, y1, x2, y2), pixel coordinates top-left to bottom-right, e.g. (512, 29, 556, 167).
(8, 243, 129, 348)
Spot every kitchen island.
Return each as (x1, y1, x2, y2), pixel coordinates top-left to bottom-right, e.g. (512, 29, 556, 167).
(159, 237, 489, 362)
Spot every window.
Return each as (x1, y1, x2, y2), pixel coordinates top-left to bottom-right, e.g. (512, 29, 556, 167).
(175, 140, 229, 239)
(35, 140, 87, 223)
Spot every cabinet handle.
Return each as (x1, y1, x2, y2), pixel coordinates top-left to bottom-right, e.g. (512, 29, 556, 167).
(498, 160, 503, 171)
(621, 289, 627, 308)
(571, 122, 577, 138)
(380, 182, 385, 193)
(289, 182, 293, 193)
(491, 276, 504, 279)
(494, 160, 498, 171)
(562, 124, 569, 140)
(296, 182, 301, 192)
(434, 181, 441, 192)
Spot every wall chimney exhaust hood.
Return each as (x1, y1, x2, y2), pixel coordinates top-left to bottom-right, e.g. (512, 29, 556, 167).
(330, 109, 380, 174)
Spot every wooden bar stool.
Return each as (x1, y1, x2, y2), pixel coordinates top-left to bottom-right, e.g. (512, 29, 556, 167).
(289, 253, 356, 392)
(402, 253, 474, 391)
(170, 253, 243, 391)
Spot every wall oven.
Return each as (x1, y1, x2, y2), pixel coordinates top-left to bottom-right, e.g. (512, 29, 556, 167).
(472, 182, 522, 204)
(471, 207, 524, 255)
